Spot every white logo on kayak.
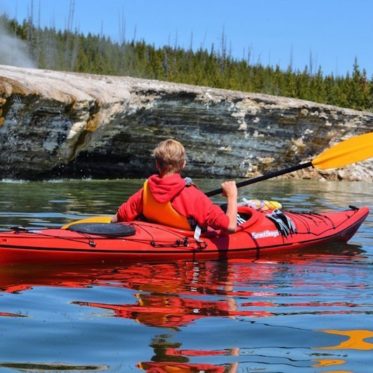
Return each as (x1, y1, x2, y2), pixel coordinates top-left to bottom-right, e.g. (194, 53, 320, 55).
(252, 230, 280, 239)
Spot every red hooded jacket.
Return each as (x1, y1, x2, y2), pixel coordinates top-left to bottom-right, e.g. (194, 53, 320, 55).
(116, 174, 229, 230)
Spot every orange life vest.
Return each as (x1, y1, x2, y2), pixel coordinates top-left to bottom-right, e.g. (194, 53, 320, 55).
(142, 180, 192, 230)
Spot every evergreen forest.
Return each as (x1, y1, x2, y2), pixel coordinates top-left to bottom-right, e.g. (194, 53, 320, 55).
(1, 14, 373, 112)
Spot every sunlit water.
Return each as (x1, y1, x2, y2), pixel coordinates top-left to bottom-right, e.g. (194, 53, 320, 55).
(0, 179, 372, 372)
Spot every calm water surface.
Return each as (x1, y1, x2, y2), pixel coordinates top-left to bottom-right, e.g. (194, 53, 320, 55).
(0, 179, 372, 372)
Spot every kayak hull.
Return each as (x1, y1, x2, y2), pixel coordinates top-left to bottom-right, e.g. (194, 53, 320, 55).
(0, 206, 369, 264)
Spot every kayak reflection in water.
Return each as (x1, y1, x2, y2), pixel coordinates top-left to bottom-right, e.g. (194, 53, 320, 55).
(111, 139, 238, 233)
(138, 334, 239, 373)
(72, 260, 274, 329)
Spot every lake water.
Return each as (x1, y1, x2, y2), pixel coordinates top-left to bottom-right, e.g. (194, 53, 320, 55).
(0, 178, 372, 372)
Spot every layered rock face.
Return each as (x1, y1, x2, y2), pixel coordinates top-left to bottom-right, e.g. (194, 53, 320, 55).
(0, 64, 372, 180)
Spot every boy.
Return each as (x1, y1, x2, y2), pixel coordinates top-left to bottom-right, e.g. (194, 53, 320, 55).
(112, 139, 237, 232)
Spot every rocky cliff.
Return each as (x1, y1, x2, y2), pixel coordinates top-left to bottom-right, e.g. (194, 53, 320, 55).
(0, 64, 372, 181)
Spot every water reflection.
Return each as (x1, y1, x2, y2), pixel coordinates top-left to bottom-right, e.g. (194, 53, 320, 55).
(313, 329, 373, 371)
(138, 334, 239, 372)
(0, 362, 107, 371)
(0, 246, 372, 371)
(0, 260, 275, 326)
(320, 329, 373, 350)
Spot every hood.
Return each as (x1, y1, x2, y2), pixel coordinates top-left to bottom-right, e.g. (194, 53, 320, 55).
(147, 174, 186, 203)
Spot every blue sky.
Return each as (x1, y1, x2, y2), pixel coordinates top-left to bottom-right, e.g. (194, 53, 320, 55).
(1, 0, 372, 77)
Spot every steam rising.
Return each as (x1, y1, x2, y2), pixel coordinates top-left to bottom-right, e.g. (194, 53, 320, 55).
(0, 22, 36, 68)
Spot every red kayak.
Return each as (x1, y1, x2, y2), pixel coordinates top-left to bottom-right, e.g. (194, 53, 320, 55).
(0, 205, 369, 264)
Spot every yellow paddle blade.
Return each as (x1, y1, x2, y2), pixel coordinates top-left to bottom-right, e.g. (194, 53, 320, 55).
(312, 132, 373, 170)
(61, 215, 112, 229)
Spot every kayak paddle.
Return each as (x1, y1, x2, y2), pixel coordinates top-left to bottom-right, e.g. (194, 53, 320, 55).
(205, 131, 373, 197)
(61, 215, 112, 228)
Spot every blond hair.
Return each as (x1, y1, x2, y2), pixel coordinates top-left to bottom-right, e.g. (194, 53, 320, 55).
(153, 139, 186, 174)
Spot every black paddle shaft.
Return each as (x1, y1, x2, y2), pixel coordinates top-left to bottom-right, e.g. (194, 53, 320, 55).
(205, 161, 313, 197)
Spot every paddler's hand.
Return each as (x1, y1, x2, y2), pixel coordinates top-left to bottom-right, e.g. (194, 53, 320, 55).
(221, 180, 237, 199)
(221, 180, 238, 232)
